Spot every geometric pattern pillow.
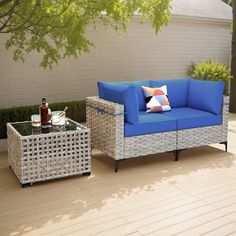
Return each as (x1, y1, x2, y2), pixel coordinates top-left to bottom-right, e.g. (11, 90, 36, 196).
(142, 85, 171, 112)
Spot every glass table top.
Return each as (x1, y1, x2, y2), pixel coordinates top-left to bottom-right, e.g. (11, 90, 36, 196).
(11, 119, 86, 136)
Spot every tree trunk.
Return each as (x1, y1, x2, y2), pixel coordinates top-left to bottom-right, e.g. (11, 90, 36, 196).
(230, 0, 236, 112)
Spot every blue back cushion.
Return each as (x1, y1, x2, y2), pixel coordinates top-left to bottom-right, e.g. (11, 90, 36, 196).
(150, 78, 190, 107)
(97, 82, 139, 124)
(98, 81, 149, 111)
(188, 79, 224, 114)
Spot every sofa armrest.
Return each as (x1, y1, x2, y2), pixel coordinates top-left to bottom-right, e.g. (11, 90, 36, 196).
(222, 96, 229, 142)
(86, 96, 124, 160)
(86, 96, 124, 116)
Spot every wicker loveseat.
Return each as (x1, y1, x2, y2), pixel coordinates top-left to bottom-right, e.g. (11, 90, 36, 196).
(86, 78, 229, 172)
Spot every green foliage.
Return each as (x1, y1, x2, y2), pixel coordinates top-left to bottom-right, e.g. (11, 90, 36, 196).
(0, 100, 85, 139)
(222, 0, 232, 6)
(0, 0, 171, 69)
(187, 60, 233, 95)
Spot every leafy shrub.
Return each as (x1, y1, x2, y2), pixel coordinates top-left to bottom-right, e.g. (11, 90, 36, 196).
(187, 59, 232, 95)
(0, 100, 86, 139)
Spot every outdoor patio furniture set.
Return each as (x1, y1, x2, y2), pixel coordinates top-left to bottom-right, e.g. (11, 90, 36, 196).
(7, 78, 229, 186)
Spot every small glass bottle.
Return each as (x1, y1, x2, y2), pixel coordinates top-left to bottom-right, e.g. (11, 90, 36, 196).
(40, 98, 51, 128)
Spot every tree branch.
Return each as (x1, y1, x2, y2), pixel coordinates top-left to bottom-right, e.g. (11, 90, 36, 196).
(14, 1, 40, 29)
(1, 0, 73, 33)
(0, 0, 18, 18)
(0, 0, 12, 8)
(0, 0, 40, 33)
(0, 0, 18, 31)
(31, 0, 74, 28)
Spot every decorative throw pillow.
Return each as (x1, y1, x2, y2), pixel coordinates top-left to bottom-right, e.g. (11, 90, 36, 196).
(142, 85, 171, 112)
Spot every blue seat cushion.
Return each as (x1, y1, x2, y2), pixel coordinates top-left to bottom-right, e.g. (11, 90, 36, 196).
(97, 82, 139, 124)
(188, 79, 224, 114)
(98, 80, 150, 111)
(125, 112, 177, 137)
(150, 78, 190, 108)
(164, 107, 222, 130)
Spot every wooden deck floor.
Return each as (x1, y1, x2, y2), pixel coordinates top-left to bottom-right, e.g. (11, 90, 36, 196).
(1, 114, 236, 236)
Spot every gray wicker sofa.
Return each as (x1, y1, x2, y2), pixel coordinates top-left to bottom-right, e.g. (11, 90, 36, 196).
(86, 78, 229, 172)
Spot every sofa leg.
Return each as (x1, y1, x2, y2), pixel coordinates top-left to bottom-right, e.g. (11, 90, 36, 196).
(114, 159, 127, 172)
(174, 149, 186, 161)
(115, 160, 120, 173)
(220, 141, 228, 152)
(175, 150, 180, 162)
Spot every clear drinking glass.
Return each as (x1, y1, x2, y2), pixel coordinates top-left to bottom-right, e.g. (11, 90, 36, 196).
(52, 111, 66, 126)
(31, 114, 41, 127)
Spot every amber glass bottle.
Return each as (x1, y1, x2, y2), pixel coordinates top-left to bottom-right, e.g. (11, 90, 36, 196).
(40, 98, 49, 128)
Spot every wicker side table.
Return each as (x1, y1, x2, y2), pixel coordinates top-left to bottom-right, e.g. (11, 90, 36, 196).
(7, 119, 91, 187)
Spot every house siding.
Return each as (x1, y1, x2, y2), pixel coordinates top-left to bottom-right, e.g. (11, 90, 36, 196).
(0, 17, 231, 108)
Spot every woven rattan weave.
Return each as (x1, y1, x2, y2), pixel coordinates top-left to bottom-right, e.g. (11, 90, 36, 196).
(86, 96, 229, 171)
(7, 119, 91, 187)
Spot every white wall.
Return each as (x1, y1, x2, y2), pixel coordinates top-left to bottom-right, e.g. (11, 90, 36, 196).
(0, 16, 231, 108)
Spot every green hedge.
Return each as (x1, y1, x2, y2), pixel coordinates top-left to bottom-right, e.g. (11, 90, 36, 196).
(187, 60, 232, 95)
(0, 100, 86, 139)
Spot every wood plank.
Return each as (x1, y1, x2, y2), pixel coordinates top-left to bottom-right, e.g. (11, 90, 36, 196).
(137, 204, 223, 235)
(174, 218, 232, 236)
(203, 222, 236, 236)
(0, 115, 236, 236)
